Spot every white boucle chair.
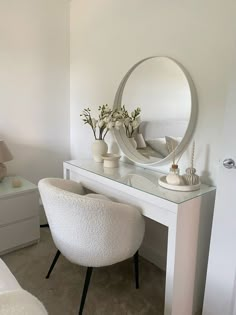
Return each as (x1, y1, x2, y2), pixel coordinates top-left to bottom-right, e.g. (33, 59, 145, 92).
(38, 178, 145, 315)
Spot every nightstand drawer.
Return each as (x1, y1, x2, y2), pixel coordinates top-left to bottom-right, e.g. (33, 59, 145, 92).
(0, 192, 39, 227)
(0, 217, 40, 254)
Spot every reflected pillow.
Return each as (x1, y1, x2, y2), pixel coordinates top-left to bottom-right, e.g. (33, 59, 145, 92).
(165, 136, 182, 153)
(145, 138, 169, 157)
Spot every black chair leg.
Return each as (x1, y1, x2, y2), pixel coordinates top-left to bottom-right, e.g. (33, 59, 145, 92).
(40, 224, 49, 228)
(133, 251, 139, 289)
(46, 250, 61, 279)
(79, 267, 93, 315)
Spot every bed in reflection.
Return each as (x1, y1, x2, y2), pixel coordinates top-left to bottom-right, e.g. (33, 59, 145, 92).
(134, 120, 187, 159)
(137, 145, 164, 159)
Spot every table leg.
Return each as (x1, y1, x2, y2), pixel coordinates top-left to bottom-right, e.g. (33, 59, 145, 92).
(64, 167, 70, 180)
(164, 219, 177, 315)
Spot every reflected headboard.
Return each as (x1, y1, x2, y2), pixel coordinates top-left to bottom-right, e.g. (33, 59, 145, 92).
(138, 120, 188, 139)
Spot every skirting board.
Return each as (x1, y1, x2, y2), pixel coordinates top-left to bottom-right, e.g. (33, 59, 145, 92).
(0, 239, 39, 257)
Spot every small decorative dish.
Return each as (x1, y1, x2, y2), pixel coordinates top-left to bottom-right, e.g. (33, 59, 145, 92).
(158, 176, 200, 192)
(101, 154, 120, 168)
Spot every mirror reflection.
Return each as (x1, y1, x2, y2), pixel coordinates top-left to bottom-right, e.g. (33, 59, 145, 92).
(114, 57, 194, 165)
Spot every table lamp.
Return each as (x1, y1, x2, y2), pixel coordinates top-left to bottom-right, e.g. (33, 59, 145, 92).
(0, 140, 13, 182)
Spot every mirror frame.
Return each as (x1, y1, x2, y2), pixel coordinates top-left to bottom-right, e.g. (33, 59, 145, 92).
(113, 56, 198, 166)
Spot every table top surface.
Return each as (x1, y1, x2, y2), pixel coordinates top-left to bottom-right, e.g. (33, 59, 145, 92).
(0, 176, 37, 198)
(65, 159, 216, 204)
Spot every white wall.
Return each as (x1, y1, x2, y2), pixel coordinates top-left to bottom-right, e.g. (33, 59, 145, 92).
(203, 54, 236, 315)
(0, 0, 70, 184)
(70, 0, 236, 276)
(70, 0, 236, 186)
(122, 57, 191, 122)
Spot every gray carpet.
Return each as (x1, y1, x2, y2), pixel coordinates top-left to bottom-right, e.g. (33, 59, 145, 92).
(2, 229, 165, 315)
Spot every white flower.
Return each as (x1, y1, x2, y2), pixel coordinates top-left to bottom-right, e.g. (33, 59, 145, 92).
(115, 121, 123, 130)
(124, 118, 130, 126)
(91, 118, 97, 129)
(132, 119, 139, 129)
(116, 111, 123, 117)
(98, 120, 105, 128)
(113, 112, 119, 118)
(103, 117, 110, 123)
(104, 107, 111, 113)
(107, 121, 114, 129)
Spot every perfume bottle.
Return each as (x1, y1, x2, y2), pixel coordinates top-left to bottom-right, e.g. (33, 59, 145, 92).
(166, 164, 184, 185)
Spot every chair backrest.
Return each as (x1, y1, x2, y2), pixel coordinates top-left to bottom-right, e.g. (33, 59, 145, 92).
(38, 178, 145, 267)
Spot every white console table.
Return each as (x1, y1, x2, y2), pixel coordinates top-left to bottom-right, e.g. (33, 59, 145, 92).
(63, 159, 216, 315)
(0, 177, 40, 255)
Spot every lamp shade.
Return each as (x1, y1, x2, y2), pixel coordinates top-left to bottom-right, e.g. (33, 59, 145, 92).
(0, 140, 13, 163)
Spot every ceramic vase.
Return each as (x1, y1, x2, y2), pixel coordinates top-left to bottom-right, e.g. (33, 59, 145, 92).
(166, 164, 184, 185)
(129, 137, 137, 149)
(183, 167, 200, 185)
(92, 140, 108, 163)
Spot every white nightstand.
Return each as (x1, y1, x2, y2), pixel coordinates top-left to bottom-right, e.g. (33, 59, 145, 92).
(0, 176, 40, 255)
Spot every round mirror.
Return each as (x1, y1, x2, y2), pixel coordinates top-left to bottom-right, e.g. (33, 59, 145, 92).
(113, 56, 197, 166)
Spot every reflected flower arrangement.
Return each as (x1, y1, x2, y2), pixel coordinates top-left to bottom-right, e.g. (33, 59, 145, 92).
(121, 105, 141, 138)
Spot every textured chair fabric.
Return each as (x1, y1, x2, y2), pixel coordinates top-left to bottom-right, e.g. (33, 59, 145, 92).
(38, 178, 145, 268)
(0, 259, 48, 315)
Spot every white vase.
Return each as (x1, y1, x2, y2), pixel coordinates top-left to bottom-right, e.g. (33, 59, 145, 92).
(129, 137, 137, 149)
(92, 140, 108, 162)
(166, 164, 184, 185)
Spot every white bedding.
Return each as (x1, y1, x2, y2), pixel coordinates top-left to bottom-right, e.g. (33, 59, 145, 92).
(0, 290, 47, 315)
(0, 259, 20, 293)
(137, 145, 164, 159)
(135, 120, 187, 160)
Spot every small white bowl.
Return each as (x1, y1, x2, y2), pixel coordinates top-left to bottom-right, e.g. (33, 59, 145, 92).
(102, 154, 120, 168)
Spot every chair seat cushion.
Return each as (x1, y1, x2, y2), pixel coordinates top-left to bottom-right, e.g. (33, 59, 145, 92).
(85, 193, 111, 201)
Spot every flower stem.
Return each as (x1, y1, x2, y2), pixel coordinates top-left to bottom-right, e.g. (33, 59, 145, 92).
(92, 128, 97, 140)
(103, 128, 109, 140)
